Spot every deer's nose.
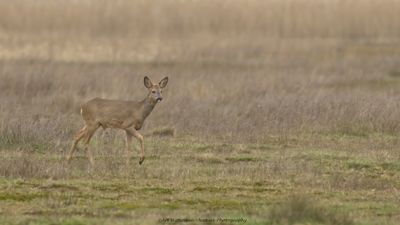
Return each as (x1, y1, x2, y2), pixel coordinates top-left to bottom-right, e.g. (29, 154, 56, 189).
(157, 97, 163, 102)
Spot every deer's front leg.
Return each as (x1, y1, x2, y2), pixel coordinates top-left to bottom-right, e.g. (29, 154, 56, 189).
(127, 128, 145, 165)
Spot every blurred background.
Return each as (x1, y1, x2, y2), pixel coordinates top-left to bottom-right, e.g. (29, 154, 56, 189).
(1, 0, 400, 148)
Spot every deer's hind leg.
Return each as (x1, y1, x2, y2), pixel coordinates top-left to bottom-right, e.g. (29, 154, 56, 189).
(66, 125, 87, 163)
(83, 124, 100, 166)
(124, 130, 133, 165)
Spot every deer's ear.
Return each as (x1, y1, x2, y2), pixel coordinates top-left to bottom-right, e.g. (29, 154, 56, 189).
(159, 76, 168, 88)
(144, 76, 153, 88)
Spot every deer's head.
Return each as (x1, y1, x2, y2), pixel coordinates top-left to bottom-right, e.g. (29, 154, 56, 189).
(144, 76, 168, 103)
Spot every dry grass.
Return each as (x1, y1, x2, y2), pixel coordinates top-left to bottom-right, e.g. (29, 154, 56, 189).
(0, 0, 400, 224)
(1, 0, 400, 39)
(2, 55, 400, 145)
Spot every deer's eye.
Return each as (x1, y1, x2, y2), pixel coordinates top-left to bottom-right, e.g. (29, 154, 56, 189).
(152, 91, 156, 94)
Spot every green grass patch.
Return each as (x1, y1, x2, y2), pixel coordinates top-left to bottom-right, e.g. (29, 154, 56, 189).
(0, 192, 47, 202)
(138, 187, 175, 194)
(91, 183, 128, 192)
(347, 160, 374, 170)
(380, 162, 400, 171)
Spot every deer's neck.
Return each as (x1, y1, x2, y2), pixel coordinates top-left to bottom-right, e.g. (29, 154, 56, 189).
(139, 96, 157, 121)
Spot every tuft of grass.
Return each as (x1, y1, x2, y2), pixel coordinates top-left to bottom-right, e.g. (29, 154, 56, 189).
(269, 195, 354, 225)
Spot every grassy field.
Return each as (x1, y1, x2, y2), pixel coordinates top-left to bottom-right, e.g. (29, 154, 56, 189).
(1, 0, 400, 224)
(1, 134, 399, 224)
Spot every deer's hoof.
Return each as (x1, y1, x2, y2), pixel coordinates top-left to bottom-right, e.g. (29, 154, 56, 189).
(139, 157, 145, 165)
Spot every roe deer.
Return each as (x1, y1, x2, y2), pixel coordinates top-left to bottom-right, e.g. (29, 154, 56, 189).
(66, 76, 168, 165)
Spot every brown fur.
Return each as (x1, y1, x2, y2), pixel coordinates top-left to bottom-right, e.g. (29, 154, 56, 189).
(66, 76, 168, 165)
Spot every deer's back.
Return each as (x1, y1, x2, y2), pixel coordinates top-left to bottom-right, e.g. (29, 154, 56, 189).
(81, 98, 141, 128)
